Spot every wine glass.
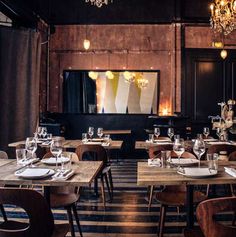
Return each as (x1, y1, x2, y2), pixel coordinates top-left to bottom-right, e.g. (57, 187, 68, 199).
(167, 128, 174, 140)
(25, 137, 37, 166)
(173, 138, 185, 169)
(154, 127, 160, 140)
(88, 127, 94, 140)
(193, 135, 206, 168)
(41, 127, 48, 139)
(203, 127, 210, 139)
(216, 128, 221, 140)
(97, 128, 103, 139)
(50, 139, 63, 171)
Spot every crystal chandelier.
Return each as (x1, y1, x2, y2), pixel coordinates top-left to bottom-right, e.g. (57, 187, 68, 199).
(85, 0, 113, 8)
(137, 78, 149, 89)
(210, 0, 236, 35)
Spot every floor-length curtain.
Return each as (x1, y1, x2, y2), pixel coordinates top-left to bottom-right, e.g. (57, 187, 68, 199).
(0, 27, 41, 153)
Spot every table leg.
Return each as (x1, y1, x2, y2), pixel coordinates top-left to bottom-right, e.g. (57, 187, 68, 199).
(44, 186, 51, 207)
(186, 185, 194, 228)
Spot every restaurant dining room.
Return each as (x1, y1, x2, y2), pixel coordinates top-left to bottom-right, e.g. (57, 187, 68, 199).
(1, 0, 236, 236)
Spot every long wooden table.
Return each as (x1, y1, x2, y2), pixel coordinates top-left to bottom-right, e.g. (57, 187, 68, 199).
(137, 161, 236, 228)
(0, 159, 103, 204)
(8, 139, 123, 150)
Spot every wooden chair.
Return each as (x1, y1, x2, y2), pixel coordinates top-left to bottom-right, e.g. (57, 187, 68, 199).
(76, 144, 113, 208)
(207, 144, 236, 157)
(147, 144, 173, 211)
(156, 151, 207, 237)
(0, 151, 8, 159)
(197, 197, 236, 237)
(43, 152, 83, 237)
(229, 151, 236, 161)
(0, 187, 69, 237)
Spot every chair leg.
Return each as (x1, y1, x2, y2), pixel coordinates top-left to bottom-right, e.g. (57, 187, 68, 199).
(148, 185, 154, 212)
(0, 204, 7, 222)
(158, 205, 167, 237)
(108, 169, 113, 198)
(66, 207, 75, 237)
(72, 204, 83, 237)
(100, 175, 106, 209)
(104, 173, 112, 201)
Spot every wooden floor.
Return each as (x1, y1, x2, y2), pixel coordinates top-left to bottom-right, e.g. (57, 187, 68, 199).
(1, 158, 234, 236)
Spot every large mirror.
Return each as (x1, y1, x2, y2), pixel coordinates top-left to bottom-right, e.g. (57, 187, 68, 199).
(63, 70, 160, 114)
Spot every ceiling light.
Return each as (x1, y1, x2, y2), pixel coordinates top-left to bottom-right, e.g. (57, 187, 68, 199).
(137, 78, 149, 89)
(210, 0, 236, 35)
(85, 0, 113, 8)
(105, 71, 114, 80)
(88, 71, 98, 80)
(212, 41, 224, 48)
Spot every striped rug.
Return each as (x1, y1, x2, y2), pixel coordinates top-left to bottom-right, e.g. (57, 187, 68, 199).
(1, 159, 234, 236)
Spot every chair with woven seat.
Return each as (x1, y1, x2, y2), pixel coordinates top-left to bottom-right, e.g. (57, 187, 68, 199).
(147, 144, 173, 211)
(155, 151, 207, 237)
(76, 144, 113, 208)
(197, 197, 236, 237)
(43, 152, 83, 237)
(0, 187, 69, 237)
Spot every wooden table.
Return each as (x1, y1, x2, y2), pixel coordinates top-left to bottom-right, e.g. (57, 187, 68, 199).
(8, 139, 123, 150)
(137, 161, 236, 228)
(0, 159, 103, 204)
(135, 141, 173, 149)
(103, 130, 131, 135)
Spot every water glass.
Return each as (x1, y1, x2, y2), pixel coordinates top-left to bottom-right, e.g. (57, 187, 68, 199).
(25, 137, 37, 159)
(16, 149, 26, 165)
(149, 134, 154, 143)
(161, 151, 171, 168)
(82, 133, 88, 143)
(63, 154, 72, 171)
(207, 153, 218, 171)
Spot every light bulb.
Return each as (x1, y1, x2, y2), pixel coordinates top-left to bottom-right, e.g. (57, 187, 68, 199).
(220, 49, 227, 59)
(88, 71, 98, 80)
(105, 71, 114, 80)
(123, 71, 131, 80)
(83, 39, 90, 50)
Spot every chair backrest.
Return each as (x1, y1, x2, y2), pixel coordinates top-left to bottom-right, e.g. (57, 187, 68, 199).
(228, 151, 236, 161)
(75, 144, 108, 164)
(148, 144, 173, 159)
(197, 197, 236, 237)
(0, 151, 8, 159)
(0, 188, 54, 237)
(207, 144, 236, 156)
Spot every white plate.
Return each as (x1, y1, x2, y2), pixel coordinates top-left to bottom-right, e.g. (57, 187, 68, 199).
(169, 158, 199, 166)
(15, 168, 55, 179)
(177, 167, 218, 178)
(41, 157, 70, 165)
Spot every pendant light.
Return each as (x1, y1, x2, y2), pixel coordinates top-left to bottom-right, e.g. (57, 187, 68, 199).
(83, 25, 90, 50)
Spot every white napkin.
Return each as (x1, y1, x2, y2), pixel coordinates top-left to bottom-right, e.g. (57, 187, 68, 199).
(15, 168, 50, 178)
(148, 158, 161, 167)
(224, 167, 236, 178)
(170, 158, 199, 165)
(18, 158, 39, 166)
(52, 169, 75, 180)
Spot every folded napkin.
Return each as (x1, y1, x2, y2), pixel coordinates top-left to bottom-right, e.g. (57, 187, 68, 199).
(18, 158, 39, 166)
(52, 169, 75, 180)
(224, 167, 236, 178)
(148, 158, 161, 167)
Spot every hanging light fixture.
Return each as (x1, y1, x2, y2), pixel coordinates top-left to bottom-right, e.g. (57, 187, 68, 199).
(210, 0, 236, 35)
(220, 49, 228, 59)
(137, 78, 149, 89)
(85, 0, 113, 8)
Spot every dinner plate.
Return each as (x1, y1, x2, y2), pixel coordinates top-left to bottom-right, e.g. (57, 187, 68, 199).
(177, 167, 218, 178)
(41, 157, 70, 165)
(15, 168, 55, 179)
(169, 158, 199, 166)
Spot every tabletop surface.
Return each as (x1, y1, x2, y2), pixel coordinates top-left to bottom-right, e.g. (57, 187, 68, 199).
(103, 130, 131, 135)
(8, 139, 123, 149)
(137, 161, 236, 186)
(0, 159, 103, 187)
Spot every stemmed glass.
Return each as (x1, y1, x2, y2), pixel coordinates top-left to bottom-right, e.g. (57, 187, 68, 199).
(154, 127, 160, 140)
(88, 127, 94, 140)
(41, 127, 48, 139)
(97, 128, 103, 139)
(25, 137, 37, 166)
(216, 128, 221, 140)
(193, 135, 206, 168)
(50, 139, 63, 171)
(167, 128, 174, 140)
(203, 127, 210, 139)
(173, 138, 185, 169)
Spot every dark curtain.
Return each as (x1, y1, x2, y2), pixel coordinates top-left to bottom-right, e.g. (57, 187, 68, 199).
(63, 71, 96, 113)
(0, 27, 41, 152)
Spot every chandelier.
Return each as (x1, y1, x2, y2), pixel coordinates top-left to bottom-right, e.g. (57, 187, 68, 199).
(85, 0, 113, 8)
(210, 0, 236, 35)
(137, 78, 149, 89)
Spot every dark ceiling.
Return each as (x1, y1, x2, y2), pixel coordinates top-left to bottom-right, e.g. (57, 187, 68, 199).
(0, 0, 212, 27)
